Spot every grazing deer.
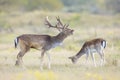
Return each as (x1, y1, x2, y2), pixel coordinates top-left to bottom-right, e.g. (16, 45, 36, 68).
(14, 16, 74, 70)
(69, 38, 106, 67)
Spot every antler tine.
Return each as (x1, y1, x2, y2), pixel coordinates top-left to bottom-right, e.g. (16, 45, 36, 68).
(66, 24, 69, 28)
(45, 16, 63, 32)
(63, 24, 66, 29)
(45, 16, 51, 27)
(45, 16, 56, 28)
(62, 24, 69, 30)
(56, 16, 64, 27)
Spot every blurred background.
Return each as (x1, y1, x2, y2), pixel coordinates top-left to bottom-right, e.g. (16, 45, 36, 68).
(0, 0, 120, 13)
(0, 0, 120, 80)
(0, 0, 120, 33)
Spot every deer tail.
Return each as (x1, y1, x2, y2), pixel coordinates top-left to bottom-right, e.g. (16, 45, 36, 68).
(101, 40, 106, 49)
(14, 37, 19, 48)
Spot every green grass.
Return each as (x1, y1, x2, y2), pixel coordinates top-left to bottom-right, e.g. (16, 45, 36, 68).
(0, 11, 120, 80)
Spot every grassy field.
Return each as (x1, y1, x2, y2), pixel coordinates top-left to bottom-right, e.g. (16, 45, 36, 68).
(0, 11, 120, 80)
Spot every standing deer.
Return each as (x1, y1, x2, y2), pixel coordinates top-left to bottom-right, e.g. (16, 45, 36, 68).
(69, 38, 106, 67)
(14, 16, 74, 70)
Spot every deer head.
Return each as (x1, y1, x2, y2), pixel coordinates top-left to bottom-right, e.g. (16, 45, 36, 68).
(45, 16, 74, 37)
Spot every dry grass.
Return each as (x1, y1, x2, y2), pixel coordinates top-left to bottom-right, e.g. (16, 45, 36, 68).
(0, 11, 120, 80)
(0, 49, 120, 80)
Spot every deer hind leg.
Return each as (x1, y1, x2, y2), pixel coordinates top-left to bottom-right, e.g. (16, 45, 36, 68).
(98, 50, 105, 66)
(90, 52, 96, 67)
(15, 45, 30, 66)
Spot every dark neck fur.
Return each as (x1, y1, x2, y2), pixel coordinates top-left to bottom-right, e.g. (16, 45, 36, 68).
(75, 49, 85, 58)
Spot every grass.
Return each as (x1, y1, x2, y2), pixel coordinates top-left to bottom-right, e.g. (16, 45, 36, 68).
(0, 44, 120, 80)
(0, 11, 120, 80)
(0, 49, 120, 80)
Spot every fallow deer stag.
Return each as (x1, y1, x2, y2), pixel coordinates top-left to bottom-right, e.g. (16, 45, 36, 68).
(69, 38, 106, 67)
(14, 16, 74, 70)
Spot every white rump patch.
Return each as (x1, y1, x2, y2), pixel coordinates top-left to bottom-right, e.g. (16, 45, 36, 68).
(15, 38, 18, 44)
(102, 41, 106, 48)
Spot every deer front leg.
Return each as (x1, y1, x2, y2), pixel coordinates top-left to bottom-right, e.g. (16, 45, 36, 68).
(46, 52, 51, 69)
(40, 50, 45, 70)
(85, 52, 89, 65)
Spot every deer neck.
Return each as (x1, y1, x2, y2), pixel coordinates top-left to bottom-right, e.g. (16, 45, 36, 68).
(75, 49, 85, 59)
(47, 32, 68, 49)
(52, 32, 67, 42)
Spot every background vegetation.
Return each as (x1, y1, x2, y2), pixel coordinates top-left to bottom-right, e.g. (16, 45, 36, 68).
(0, 0, 120, 80)
(0, 0, 120, 13)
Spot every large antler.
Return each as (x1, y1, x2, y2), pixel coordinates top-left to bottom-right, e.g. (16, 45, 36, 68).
(45, 16, 69, 31)
(45, 16, 56, 28)
(56, 16, 69, 29)
(45, 16, 61, 31)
